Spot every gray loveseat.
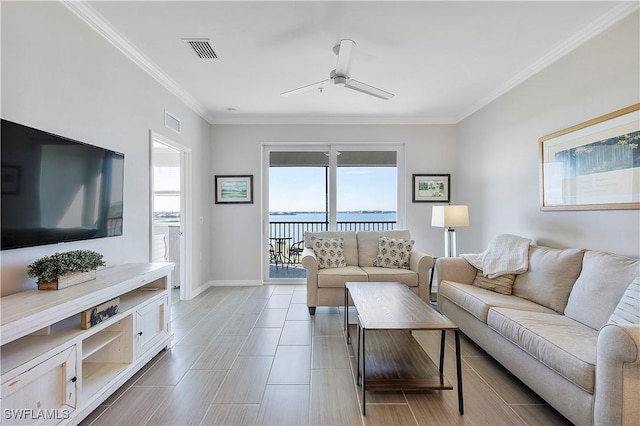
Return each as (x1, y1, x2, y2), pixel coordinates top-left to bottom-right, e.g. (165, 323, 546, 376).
(437, 245, 639, 425)
(302, 230, 434, 314)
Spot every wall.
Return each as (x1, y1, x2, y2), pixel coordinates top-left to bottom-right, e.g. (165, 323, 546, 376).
(1, 1, 212, 296)
(210, 124, 457, 284)
(457, 12, 640, 257)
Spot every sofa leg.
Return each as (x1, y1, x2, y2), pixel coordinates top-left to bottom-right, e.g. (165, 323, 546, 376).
(308, 306, 316, 315)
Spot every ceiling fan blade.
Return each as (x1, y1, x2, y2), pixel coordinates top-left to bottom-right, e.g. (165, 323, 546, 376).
(344, 79, 394, 100)
(335, 39, 355, 76)
(280, 79, 330, 97)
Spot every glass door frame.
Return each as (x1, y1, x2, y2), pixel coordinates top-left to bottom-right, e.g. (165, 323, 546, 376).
(262, 142, 405, 284)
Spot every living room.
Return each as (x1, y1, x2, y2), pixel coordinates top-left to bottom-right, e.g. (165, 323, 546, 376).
(1, 1, 639, 425)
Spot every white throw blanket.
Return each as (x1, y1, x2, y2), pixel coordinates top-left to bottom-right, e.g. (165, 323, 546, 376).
(461, 234, 531, 278)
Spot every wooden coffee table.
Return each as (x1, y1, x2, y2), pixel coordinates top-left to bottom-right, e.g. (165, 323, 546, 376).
(344, 282, 463, 415)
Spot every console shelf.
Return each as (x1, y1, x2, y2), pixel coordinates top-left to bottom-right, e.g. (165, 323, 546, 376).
(0, 263, 173, 425)
(83, 331, 126, 359)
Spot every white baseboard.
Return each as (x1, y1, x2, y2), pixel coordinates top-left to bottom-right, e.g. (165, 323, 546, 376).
(207, 280, 263, 287)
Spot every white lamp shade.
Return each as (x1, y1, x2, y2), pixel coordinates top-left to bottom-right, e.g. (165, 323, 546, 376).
(432, 205, 469, 228)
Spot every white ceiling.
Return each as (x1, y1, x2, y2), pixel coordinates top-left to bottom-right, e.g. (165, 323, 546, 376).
(71, 1, 637, 124)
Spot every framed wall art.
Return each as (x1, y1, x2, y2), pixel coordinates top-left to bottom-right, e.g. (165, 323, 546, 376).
(539, 104, 639, 211)
(412, 174, 450, 203)
(215, 175, 253, 204)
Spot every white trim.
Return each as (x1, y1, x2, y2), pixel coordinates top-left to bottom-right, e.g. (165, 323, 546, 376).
(210, 115, 457, 125)
(61, 1, 213, 124)
(150, 131, 193, 301)
(455, 2, 640, 122)
(208, 280, 263, 287)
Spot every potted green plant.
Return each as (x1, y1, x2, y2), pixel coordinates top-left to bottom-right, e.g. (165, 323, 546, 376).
(28, 250, 106, 290)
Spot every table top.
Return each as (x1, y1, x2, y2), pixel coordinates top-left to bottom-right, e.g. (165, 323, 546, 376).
(346, 282, 458, 331)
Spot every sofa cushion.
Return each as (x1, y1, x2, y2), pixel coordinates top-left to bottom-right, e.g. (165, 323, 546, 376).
(361, 266, 418, 287)
(373, 236, 414, 269)
(472, 270, 515, 295)
(564, 251, 640, 330)
(512, 246, 584, 313)
(357, 230, 411, 266)
(439, 280, 555, 323)
(311, 237, 346, 269)
(487, 307, 597, 393)
(607, 277, 640, 326)
(306, 231, 358, 266)
(317, 266, 368, 288)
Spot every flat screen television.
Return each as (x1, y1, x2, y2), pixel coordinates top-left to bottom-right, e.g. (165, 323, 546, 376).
(1, 119, 124, 250)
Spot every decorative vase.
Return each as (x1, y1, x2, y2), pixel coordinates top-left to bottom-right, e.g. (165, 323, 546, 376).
(38, 270, 97, 290)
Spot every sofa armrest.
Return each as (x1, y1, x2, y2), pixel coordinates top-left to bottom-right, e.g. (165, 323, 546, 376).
(594, 322, 640, 425)
(435, 257, 477, 286)
(409, 250, 434, 276)
(302, 248, 319, 309)
(409, 250, 433, 301)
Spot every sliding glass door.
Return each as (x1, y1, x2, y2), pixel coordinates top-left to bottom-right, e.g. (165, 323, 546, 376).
(266, 145, 402, 281)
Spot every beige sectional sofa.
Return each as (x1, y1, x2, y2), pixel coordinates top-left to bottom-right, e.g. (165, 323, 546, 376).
(302, 230, 434, 314)
(437, 246, 639, 425)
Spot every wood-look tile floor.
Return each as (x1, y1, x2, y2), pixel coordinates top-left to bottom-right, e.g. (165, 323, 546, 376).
(80, 285, 572, 425)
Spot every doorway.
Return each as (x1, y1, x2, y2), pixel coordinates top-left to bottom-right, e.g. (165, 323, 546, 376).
(150, 132, 192, 300)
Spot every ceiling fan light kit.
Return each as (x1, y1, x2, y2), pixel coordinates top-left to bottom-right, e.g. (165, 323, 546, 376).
(281, 39, 394, 100)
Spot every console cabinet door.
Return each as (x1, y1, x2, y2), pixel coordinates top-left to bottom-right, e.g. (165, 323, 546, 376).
(1, 345, 77, 424)
(135, 295, 170, 357)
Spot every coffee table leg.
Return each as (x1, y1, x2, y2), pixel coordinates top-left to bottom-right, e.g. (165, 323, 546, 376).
(356, 323, 361, 385)
(455, 329, 464, 415)
(362, 326, 366, 415)
(345, 286, 350, 344)
(439, 330, 446, 374)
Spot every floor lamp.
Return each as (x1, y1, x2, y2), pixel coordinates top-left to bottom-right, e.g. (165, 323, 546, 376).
(432, 205, 469, 257)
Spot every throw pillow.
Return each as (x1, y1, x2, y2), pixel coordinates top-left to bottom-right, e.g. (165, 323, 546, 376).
(564, 250, 639, 330)
(373, 236, 414, 269)
(472, 270, 515, 295)
(311, 237, 346, 269)
(512, 246, 585, 313)
(607, 277, 640, 326)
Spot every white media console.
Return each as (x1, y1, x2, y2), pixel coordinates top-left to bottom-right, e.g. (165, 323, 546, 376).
(0, 263, 174, 425)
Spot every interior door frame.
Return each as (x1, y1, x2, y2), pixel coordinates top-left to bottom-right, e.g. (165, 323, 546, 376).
(149, 131, 192, 300)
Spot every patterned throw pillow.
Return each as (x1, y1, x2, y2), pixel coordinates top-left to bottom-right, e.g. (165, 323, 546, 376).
(373, 236, 414, 269)
(472, 270, 515, 295)
(311, 237, 346, 269)
(607, 278, 640, 326)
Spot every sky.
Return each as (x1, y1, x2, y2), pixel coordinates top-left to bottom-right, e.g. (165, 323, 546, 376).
(153, 165, 398, 213)
(269, 166, 397, 212)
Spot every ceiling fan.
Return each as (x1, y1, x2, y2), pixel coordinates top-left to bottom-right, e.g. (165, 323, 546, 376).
(281, 39, 394, 100)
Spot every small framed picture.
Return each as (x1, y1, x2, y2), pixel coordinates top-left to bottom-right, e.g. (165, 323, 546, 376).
(412, 174, 450, 203)
(215, 175, 253, 204)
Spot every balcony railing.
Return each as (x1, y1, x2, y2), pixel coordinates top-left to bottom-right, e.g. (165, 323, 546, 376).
(269, 221, 397, 252)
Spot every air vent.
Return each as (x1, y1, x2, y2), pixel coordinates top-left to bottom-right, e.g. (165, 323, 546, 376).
(183, 38, 218, 59)
(164, 110, 181, 133)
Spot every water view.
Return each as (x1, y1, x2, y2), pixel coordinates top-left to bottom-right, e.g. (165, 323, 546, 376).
(269, 211, 396, 223)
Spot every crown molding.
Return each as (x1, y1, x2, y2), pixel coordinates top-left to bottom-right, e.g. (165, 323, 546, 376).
(208, 114, 457, 125)
(60, 1, 637, 127)
(60, 0, 215, 124)
(454, 2, 640, 123)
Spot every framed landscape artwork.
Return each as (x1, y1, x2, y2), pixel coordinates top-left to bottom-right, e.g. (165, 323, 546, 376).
(412, 174, 450, 202)
(539, 104, 639, 211)
(215, 175, 253, 204)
